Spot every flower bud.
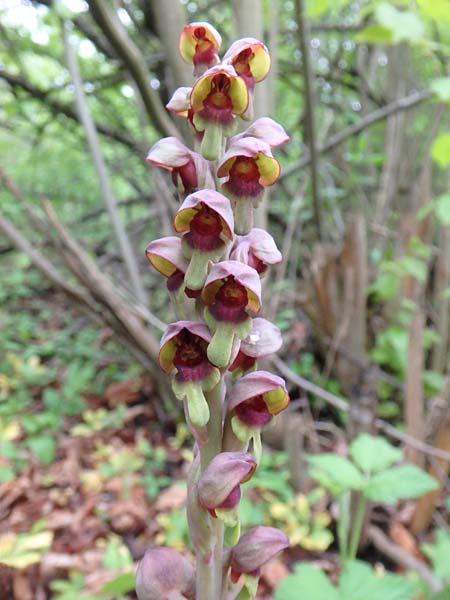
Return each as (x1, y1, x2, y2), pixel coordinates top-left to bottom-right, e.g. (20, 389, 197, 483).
(230, 117, 290, 148)
(229, 318, 282, 374)
(231, 229, 282, 275)
(179, 22, 222, 76)
(197, 451, 256, 518)
(230, 526, 289, 582)
(135, 547, 195, 600)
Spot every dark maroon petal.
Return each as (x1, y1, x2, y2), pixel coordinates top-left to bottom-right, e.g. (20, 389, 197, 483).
(188, 204, 224, 251)
(217, 484, 241, 509)
(229, 350, 257, 373)
(234, 394, 272, 427)
(167, 269, 185, 292)
(210, 278, 249, 323)
(224, 156, 263, 198)
(176, 159, 198, 194)
(175, 360, 214, 383)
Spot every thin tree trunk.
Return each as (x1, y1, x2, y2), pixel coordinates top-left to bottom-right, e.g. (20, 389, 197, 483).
(63, 23, 147, 306)
(405, 307, 425, 467)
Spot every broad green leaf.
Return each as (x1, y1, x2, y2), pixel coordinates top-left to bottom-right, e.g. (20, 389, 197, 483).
(422, 529, 450, 581)
(25, 435, 56, 465)
(430, 586, 450, 600)
(275, 563, 340, 600)
(308, 454, 364, 494)
(431, 134, 450, 169)
(435, 194, 450, 226)
(375, 3, 425, 44)
(364, 464, 438, 503)
(339, 560, 415, 600)
(431, 78, 450, 103)
(306, 0, 330, 18)
(350, 434, 402, 474)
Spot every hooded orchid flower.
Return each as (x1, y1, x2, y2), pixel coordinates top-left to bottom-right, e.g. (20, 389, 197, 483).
(218, 137, 280, 234)
(230, 117, 290, 148)
(159, 321, 220, 427)
(229, 318, 282, 374)
(223, 38, 271, 120)
(202, 261, 261, 368)
(166, 86, 204, 141)
(146, 137, 214, 196)
(190, 64, 248, 160)
(231, 228, 282, 275)
(136, 547, 195, 600)
(197, 451, 256, 528)
(179, 22, 221, 76)
(174, 190, 234, 291)
(230, 526, 289, 588)
(228, 370, 289, 458)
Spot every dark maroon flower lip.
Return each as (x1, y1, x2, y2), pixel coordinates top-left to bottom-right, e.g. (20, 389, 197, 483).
(167, 269, 185, 292)
(234, 395, 272, 427)
(223, 156, 263, 198)
(172, 159, 198, 194)
(209, 278, 249, 323)
(186, 204, 225, 251)
(208, 484, 241, 518)
(229, 350, 257, 373)
(175, 360, 214, 383)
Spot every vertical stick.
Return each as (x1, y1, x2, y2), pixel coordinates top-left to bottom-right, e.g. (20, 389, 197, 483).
(405, 307, 425, 467)
(294, 0, 322, 241)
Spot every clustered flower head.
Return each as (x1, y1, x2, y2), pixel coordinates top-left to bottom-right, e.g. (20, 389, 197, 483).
(138, 22, 290, 600)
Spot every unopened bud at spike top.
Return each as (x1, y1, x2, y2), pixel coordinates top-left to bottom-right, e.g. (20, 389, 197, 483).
(135, 547, 195, 600)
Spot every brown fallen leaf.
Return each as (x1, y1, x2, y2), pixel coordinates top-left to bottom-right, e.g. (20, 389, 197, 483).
(154, 484, 187, 512)
(260, 557, 289, 589)
(0, 563, 14, 600)
(389, 522, 421, 559)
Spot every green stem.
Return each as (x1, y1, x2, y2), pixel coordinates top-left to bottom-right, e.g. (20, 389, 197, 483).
(233, 197, 254, 235)
(347, 493, 367, 561)
(337, 492, 350, 564)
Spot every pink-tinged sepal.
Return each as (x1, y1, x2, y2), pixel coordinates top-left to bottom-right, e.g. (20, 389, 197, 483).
(179, 22, 222, 76)
(159, 321, 220, 427)
(197, 452, 256, 526)
(145, 236, 188, 293)
(231, 228, 282, 275)
(230, 526, 289, 584)
(191, 65, 249, 160)
(230, 117, 290, 148)
(166, 87, 204, 142)
(229, 318, 282, 374)
(201, 261, 261, 368)
(135, 547, 195, 600)
(218, 137, 280, 234)
(174, 190, 234, 290)
(146, 137, 213, 196)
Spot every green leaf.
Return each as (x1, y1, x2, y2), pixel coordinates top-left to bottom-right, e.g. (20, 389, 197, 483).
(306, 0, 330, 18)
(25, 435, 56, 465)
(100, 572, 135, 594)
(350, 434, 402, 474)
(364, 465, 438, 503)
(422, 529, 450, 581)
(435, 194, 450, 226)
(275, 563, 340, 600)
(355, 24, 392, 44)
(339, 560, 415, 600)
(375, 3, 425, 43)
(430, 585, 450, 600)
(432, 134, 450, 169)
(307, 454, 364, 494)
(431, 78, 450, 103)
(417, 0, 450, 23)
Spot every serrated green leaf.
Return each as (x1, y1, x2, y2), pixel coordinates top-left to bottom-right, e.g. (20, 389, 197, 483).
(432, 134, 450, 169)
(339, 560, 415, 600)
(350, 434, 402, 474)
(364, 464, 438, 503)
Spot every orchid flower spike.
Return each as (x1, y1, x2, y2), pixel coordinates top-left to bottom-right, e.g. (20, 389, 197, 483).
(146, 137, 214, 196)
(229, 318, 282, 374)
(197, 451, 256, 527)
(136, 547, 195, 600)
(230, 526, 289, 584)
(231, 228, 282, 275)
(228, 370, 289, 458)
(159, 321, 220, 428)
(202, 261, 261, 368)
(218, 137, 280, 234)
(179, 22, 222, 76)
(190, 65, 249, 160)
(174, 190, 234, 290)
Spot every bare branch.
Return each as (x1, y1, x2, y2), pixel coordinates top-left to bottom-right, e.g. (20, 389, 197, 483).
(281, 89, 432, 179)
